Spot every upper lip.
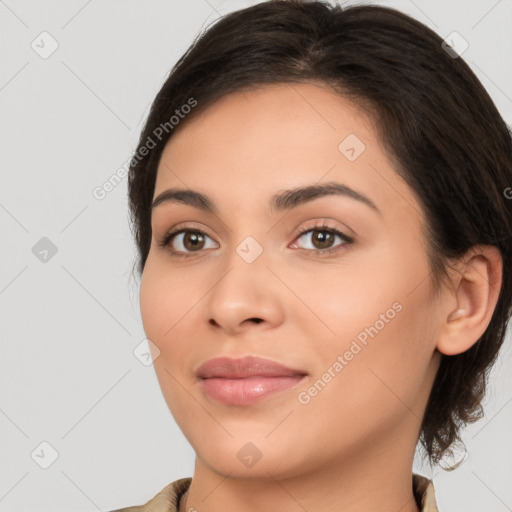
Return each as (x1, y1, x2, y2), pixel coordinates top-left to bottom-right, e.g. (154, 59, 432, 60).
(196, 356, 308, 379)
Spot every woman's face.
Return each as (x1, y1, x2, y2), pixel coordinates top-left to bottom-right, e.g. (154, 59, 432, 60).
(139, 82, 443, 479)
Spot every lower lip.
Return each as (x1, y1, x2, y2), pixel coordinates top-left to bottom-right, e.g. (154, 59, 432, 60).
(200, 375, 306, 406)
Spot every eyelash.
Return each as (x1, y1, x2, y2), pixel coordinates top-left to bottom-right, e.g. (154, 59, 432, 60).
(157, 222, 354, 259)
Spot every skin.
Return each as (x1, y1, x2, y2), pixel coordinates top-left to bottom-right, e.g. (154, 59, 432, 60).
(139, 81, 502, 512)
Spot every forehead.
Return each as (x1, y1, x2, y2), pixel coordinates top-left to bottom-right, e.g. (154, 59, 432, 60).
(159, 81, 376, 161)
(153, 82, 422, 225)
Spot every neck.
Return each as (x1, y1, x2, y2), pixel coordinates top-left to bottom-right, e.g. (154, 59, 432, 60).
(178, 432, 421, 512)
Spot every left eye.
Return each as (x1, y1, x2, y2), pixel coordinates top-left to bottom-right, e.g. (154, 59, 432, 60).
(292, 225, 353, 253)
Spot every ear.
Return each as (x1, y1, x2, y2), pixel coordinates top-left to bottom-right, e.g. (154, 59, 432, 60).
(436, 245, 503, 356)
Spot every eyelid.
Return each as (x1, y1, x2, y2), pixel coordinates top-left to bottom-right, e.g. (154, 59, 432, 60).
(290, 221, 354, 250)
(292, 217, 354, 240)
(158, 221, 218, 246)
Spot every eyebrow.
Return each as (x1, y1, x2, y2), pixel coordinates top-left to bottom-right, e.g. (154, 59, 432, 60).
(151, 181, 381, 216)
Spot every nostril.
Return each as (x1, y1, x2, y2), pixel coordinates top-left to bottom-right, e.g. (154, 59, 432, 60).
(208, 318, 263, 327)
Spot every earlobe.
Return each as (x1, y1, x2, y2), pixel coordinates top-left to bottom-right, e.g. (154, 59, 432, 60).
(436, 245, 502, 356)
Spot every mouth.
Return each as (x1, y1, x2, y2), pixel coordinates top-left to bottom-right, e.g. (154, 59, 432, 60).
(196, 355, 308, 406)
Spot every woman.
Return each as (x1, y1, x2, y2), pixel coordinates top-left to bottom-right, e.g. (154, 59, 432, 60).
(112, 1, 512, 510)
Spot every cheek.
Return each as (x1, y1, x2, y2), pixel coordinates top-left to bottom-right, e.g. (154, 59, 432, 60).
(139, 254, 213, 393)
(139, 259, 195, 416)
(139, 253, 201, 348)
(284, 246, 414, 345)
(290, 300, 436, 460)
(292, 239, 437, 407)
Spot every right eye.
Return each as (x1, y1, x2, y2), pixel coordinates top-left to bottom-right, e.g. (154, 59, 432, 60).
(158, 228, 219, 258)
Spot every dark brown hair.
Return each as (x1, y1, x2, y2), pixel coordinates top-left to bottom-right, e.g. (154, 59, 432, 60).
(127, 0, 512, 466)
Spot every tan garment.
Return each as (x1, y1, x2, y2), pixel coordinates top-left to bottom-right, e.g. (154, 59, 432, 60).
(110, 473, 438, 511)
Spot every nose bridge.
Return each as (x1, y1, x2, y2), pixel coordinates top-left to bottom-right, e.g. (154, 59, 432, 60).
(220, 203, 271, 268)
(211, 232, 269, 303)
(203, 229, 284, 331)
(234, 232, 266, 265)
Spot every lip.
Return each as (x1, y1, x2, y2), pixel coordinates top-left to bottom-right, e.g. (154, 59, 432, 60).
(196, 356, 308, 406)
(196, 355, 307, 379)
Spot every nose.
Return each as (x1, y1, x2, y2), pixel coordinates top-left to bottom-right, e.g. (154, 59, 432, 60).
(203, 255, 285, 336)
(208, 316, 263, 327)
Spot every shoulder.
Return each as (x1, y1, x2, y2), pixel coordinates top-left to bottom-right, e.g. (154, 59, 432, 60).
(108, 474, 436, 512)
(108, 477, 192, 512)
(413, 473, 439, 512)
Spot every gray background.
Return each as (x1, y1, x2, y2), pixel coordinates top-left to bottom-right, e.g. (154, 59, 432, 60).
(1, 0, 511, 511)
